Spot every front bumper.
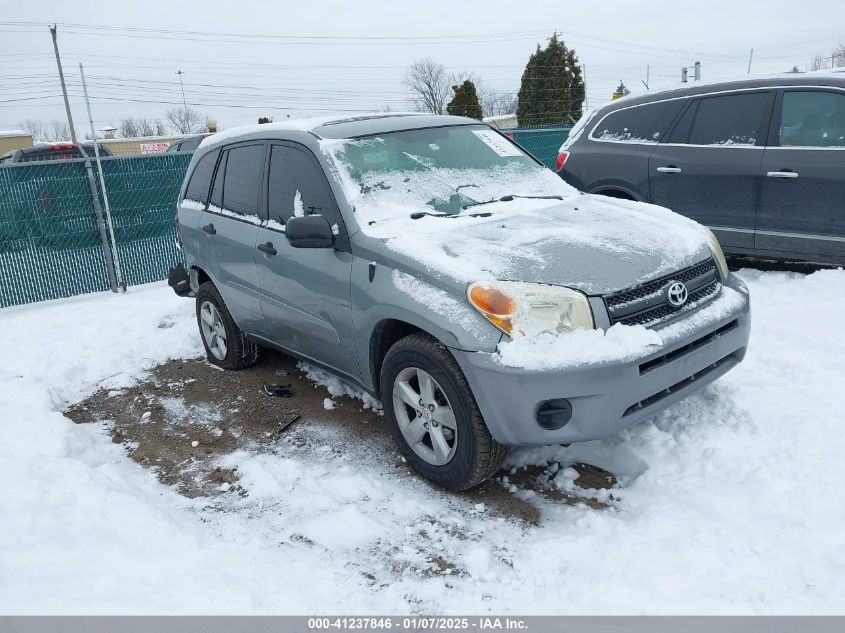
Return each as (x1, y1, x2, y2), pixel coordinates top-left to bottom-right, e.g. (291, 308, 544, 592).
(452, 275, 751, 446)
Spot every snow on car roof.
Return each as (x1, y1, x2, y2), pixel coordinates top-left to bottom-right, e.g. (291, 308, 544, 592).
(197, 113, 428, 151)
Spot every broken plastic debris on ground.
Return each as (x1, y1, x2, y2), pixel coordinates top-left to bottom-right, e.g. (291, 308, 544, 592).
(1, 268, 845, 613)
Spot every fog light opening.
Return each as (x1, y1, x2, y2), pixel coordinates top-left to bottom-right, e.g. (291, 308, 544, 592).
(536, 398, 573, 430)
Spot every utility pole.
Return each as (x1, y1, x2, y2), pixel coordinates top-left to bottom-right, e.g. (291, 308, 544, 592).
(642, 64, 650, 90)
(582, 64, 587, 108)
(175, 70, 188, 111)
(80, 63, 123, 291)
(747, 48, 754, 74)
(49, 24, 78, 144)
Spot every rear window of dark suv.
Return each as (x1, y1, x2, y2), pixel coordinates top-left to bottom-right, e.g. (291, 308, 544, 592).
(591, 100, 684, 144)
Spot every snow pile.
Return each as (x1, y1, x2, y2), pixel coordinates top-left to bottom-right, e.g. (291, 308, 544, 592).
(497, 321, 662, 370)
(297, 361, 382, 412)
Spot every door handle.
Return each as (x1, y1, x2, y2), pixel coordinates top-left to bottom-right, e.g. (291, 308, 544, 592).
(201, 223, 216, 235)
(766, 171, 799, 179)
(656, 166, 682, 174)
(257, 242, 277, 256)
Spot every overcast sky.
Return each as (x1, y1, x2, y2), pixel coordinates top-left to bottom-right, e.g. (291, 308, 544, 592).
(1, 0, 843, 134)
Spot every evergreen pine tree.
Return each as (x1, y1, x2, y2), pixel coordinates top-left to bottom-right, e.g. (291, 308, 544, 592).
(613, 81, 631, 99)
(516, 33, 585, 127)
(446, 80, 483, 119)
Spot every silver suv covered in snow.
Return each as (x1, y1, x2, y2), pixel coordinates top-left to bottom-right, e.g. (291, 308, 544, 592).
(171, 113, 751, 490)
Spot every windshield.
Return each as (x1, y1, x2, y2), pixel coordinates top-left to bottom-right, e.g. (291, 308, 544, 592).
(324, 124, 573, 225)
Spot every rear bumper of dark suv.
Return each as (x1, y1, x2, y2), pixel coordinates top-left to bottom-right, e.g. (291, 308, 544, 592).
(451, 275, 750, 446)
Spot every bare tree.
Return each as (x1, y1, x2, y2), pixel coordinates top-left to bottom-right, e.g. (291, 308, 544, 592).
(166, 107, 203, 134)
(119, 118, 139, 138)
(18, 119, 76, 142)
(810, 43, 845, 71)
(48, 120, 71, 142)
(121, 117, 166, 138)
(19, 119, 47, 141)
(810, 51, 827, 71)
(136, 118, 166, 136)
(404, 58, 452, 114)
(480, 91, 518, 118)
(835, 42, 845, 68)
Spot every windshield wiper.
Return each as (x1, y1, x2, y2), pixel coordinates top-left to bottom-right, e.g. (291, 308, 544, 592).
(461, 194, 564, 210)
(409, 211, 492, 220)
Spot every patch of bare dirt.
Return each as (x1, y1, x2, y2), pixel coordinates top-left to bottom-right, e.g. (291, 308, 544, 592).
(65, 348, 617, 520)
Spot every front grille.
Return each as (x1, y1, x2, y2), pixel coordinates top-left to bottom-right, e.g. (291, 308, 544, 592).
(604, 259, 720, 328)
(623, 353, 736, 417)
(638, 319, 739, 374)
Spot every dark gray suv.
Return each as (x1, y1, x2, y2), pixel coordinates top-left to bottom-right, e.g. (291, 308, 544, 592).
(558, 71, 845, 265)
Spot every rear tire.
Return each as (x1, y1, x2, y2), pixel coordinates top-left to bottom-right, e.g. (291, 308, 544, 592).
(380, 333, 507, 490)
(195, 282, 259, 370)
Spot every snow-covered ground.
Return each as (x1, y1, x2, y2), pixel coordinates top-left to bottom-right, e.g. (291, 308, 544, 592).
(2, 268, 844, 614)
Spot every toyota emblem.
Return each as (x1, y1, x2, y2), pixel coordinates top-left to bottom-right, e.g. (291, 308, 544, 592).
(665, 281, 689, 307)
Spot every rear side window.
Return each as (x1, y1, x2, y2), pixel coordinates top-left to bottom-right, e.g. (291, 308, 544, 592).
(184, 150, 218, 203)
(592, 101, 682, 144)
(779, 90, 845, 147)
(222, 143, 265, 217)
(688, 92, 771, 146)
(267, 145, 340, 225)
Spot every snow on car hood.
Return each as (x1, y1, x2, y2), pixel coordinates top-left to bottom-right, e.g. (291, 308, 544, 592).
(321, 140, 712, 295)
(370, 196, 710, 295)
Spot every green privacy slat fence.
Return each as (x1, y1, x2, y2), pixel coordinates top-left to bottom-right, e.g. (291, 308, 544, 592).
(0, 125, 567, 309)
(0, 153, 191, 308)
(501, 125, 572, 170)
(0, 159, 111, 307)
(98, 153, 192, 286)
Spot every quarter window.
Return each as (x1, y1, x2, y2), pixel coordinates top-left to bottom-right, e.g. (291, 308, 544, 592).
(221, 143, 265, 217)
(779, 90, 845, 147)
(666, 100, 699, 143)
(267, 145, 340, 226)
(209, 150, 227, 208)
(184, 149, 218, 203)
(592, 101, 682, 144)
(688, 92, 771, 146)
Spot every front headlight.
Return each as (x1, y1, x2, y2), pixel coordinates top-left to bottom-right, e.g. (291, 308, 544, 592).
(702, 227, 729, 281)
(466, 281, 594, 337)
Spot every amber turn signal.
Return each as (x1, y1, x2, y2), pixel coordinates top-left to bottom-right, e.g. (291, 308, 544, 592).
(467, 284, 517, 335)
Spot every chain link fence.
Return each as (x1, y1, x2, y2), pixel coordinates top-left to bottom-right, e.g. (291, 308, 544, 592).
(0, 153, 192, 308)
(499, 124, 572, 171)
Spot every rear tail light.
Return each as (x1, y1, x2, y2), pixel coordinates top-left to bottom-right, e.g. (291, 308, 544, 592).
(49, 143, 77, 151)
(555, 150, 569, 172)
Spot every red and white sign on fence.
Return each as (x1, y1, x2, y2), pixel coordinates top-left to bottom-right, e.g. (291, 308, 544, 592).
(140, 142, 170, 154)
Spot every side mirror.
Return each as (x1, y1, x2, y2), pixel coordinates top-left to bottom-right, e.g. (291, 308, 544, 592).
(285, 214, 335, 249)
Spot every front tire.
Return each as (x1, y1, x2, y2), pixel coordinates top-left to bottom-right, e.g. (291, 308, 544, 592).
(195, 282, 259, 370)
(380, 333, 507, 490)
